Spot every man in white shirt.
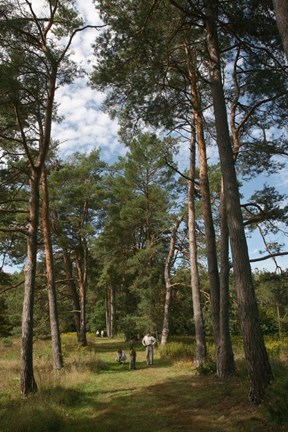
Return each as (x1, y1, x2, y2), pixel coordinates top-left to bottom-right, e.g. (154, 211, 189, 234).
(142, 331, 156, 366)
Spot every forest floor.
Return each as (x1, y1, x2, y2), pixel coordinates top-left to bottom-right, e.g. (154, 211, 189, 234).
(0, 334, 287, 432)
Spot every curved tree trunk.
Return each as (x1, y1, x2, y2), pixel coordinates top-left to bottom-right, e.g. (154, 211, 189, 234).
(188, 134, 207, 365)
(204, 0, 272, 403)
(41, 166, 63, 369)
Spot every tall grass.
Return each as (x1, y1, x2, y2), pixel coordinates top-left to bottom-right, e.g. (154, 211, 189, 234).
(0, 334, 288, 432)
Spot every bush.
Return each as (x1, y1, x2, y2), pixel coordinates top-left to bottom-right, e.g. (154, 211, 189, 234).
(159, 342, 194, 360)
(263, 374, 288, 424)
(2, 337, 12, 348)
(195, 360, 217, 376)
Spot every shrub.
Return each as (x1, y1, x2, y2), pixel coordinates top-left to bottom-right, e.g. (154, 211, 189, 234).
(2, 338, 13, 348)
(263, 374, 288, 424)
(195, 360, 217, 376)
(159, 342, 194, 360)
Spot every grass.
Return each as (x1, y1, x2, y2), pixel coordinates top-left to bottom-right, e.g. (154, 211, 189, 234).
(0, 334, 287, 432)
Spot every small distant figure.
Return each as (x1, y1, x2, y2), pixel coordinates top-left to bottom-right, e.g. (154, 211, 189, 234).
(101, 330, 104, 338)
(142, 331, 156, 366)
(96, 330, 100, 338)
(129, 337, 137, 370)
(116, 348, 127, 364)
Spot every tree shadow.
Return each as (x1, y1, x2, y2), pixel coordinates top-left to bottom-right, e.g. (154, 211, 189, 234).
(56, 373, 273, 432)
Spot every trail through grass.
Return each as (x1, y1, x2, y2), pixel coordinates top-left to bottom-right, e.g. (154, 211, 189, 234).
(0, 334, 287, 432)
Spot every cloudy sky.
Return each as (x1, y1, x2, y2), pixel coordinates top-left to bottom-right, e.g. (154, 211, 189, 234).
(51, 1, 124, 163)
(27, 0, 288, 273)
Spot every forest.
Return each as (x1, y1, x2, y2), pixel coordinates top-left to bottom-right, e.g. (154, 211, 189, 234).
(0, 0, 288, 424)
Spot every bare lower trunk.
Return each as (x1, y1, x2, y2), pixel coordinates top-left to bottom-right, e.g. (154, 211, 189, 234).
(62, 248, 81, 341)
(41, 167, 63, 369)
(161, 215, 183, 345)
(204, 0, 272, 402)
(218, 185, 235, 377)
(21, 168, 40, 396)
(75, 247, 88, 347)
(190, 63, 220, 344)
(106, 284, 115, 337)
(188, 135, 207, 365)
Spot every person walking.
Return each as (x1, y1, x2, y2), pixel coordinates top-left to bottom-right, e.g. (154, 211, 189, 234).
(142, 331, 156, 366)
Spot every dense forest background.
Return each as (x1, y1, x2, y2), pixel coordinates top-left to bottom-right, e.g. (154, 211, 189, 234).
(0, 0, 287, 402)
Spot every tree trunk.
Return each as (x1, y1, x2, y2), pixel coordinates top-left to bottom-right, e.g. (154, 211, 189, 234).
(62, 247, 81, 341)
(186, 48, 221, 347)
(161, 214, 183, 345)
(21, 168, 40, 396)
(272, 0, 288, 58)
(41, 166, 63, 369)
(204, 0, 272, 403)
(218, 184, 236, 377)
(74, 247, 88, 347)
(188, 134, 207, 365)
(106, 284, 115, 337)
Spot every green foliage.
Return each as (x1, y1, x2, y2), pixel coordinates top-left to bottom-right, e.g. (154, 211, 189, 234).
(1, 337, 12, 348)
(263, 372, 288, 424)
(195, 360, 217, 376)
(159, 341, 194, 360)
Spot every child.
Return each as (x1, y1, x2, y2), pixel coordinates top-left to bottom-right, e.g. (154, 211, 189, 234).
(116, 348, 127, 364)
(129, 337, 136, 370)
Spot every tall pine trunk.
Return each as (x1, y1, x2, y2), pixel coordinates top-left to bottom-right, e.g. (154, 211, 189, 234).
(41, 166, 63, 369)
(21, 168, 40, 396)
(218, 185, 235, 377)
(161, 215, 183, 345)
(106, 284, 115, 337)
(188, 134, 207, 365)
(186, 47, 221, 348)
(204, 0, 272, 402)
(74, 245, 88, 347)
(62, 248, 81, 341)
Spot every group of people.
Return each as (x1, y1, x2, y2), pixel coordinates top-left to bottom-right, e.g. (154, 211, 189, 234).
(116, 331, 156, 370)
(96, 330, 105, 338)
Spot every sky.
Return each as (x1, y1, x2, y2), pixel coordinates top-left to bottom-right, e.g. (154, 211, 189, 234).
(3, 0, 287, 274)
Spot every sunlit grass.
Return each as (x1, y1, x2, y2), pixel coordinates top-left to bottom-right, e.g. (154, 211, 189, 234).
(0, 334, 287, 431)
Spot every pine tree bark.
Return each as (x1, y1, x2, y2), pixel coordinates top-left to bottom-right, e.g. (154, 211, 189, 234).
(21, 168, 40, 396)
(186, 47, 221, 345)
(74, 244, 88, 347)
(106, 284, 115, 337)
(62, 248, 81, 341)
(204, 0, 272, 402)
(41, 166, 63, 369)
(161, 214, 183, 345)
(188, 133, 207, 365)
(272, 0, 288, 58)
(218, 185, 236, 377)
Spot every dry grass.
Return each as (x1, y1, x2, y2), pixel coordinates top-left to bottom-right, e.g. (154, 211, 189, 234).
(0, 334, 287, 432)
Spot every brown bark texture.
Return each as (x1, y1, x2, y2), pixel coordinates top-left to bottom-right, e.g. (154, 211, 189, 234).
(41, 167, 63, 369)
(204, 0, 272, 402)
(188, 134, 207, 365)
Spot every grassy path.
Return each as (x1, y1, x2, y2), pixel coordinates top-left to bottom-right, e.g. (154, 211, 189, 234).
(0, 335, 286, 431)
